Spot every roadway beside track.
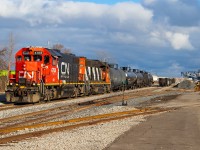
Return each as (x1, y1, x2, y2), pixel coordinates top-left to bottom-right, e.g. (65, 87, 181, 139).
(106, 92, 200, 150)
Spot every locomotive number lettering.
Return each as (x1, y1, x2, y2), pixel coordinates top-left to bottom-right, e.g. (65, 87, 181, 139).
(26, 71, 34, 79)
(61, 62, 70, 78)
(34, 51, 43, 55)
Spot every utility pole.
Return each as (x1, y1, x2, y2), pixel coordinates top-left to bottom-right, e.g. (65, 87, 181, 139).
(122, 84, 127, 106)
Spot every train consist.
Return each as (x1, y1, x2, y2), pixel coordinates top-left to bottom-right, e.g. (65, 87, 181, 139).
(6, 47, 153, 103)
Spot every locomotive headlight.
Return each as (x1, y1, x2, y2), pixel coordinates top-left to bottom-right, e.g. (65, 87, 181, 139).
(23, 64, 26, 70)
(9, 82, 13, 86)
(32, 82, 36, 86)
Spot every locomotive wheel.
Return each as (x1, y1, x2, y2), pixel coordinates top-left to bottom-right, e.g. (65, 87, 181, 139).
(72, 87, 78, 98)
(32, 93, 41, 103)
(84, 85, 91, 96)
(47, 94, 51, 101)
(45, 89, 53, 102)
(6, 93, 11, 102)
(103, 86, 107, 94)
(27, 94, 33, 103)
(106, 85, 111, 93)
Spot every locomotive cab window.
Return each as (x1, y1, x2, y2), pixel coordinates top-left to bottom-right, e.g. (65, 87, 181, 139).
(44, 55, 50, 64)
(16, 56, 22, 61)
(52, 57, 57, 66)
(24, 55, 31, 61)
(34, 55, 42, 62)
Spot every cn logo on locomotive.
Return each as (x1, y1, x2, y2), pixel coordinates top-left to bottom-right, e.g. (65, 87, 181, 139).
(61, 62, 70, 78)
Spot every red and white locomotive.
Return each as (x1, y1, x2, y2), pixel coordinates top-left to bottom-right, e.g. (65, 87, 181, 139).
(6, 46, 111, 103)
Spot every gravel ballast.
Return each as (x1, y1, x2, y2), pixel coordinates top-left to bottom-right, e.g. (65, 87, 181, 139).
(0, 88, 183, 150)
(0, 116, 146, 150)
(178, 80, 195, 89)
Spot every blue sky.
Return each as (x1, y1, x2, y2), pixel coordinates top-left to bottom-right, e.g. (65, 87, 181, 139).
(71, 0, 141, 4)
(1, 0, 200, 77)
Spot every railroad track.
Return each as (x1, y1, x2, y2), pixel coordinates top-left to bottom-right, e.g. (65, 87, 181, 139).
(0, 87, 181, 145)
(0, 107, 177, 145)
(0, 99, 112, 129)
(0, 104, 16, 111)
(0, 87, 168, 129)
(0, 87, 158, 112)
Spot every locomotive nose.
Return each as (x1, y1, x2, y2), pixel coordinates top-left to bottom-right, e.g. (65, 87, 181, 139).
(22, 64, 26, 70)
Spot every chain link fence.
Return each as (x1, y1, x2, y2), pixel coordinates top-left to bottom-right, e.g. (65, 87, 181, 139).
(0, 76, 8, 92)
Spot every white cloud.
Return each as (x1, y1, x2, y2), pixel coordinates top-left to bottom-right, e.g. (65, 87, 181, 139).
(149, 31, 167, 47)
(107, 2, 153, 30)
(165, 32, 194, 50)
(0, 0, 153, 30)
(144, 0, 178, 5)
(143, 0, 156, 5)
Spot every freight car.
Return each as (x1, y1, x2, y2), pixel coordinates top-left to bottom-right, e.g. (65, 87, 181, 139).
(130, 69, 143, 88)
(5, 46, 154, 103)
(6, 47, 111, 103)
(158, 77, 175, 87)
(121, 67, 137, 89)
(109, 64, 126, 91)
(120, 67, 153, 89)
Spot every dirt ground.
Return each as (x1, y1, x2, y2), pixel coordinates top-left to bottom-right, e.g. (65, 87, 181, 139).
(106, 91, 200, 150)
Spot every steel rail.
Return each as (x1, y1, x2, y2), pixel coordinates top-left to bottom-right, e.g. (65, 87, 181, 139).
(0, 101, 111, 130)
(0, 87, 158, 112)
(0, 88, 159, 125)
(0, 107, 170, 134)
(0, 107, 174, 145)
(0, 88, 177, 134)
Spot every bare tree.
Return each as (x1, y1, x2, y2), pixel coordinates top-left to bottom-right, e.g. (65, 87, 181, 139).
(0, 33, 15, 91)
(62, 48, 71, 54)
(0, 48, 8, 70)
(0, 33, 15, 71)
(0, 48, 6, 55)
(52, 43, 71, 54)
(96, 50, 115, 63)
(7, 32, 15, 72)
(52, 43, 64, 50)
